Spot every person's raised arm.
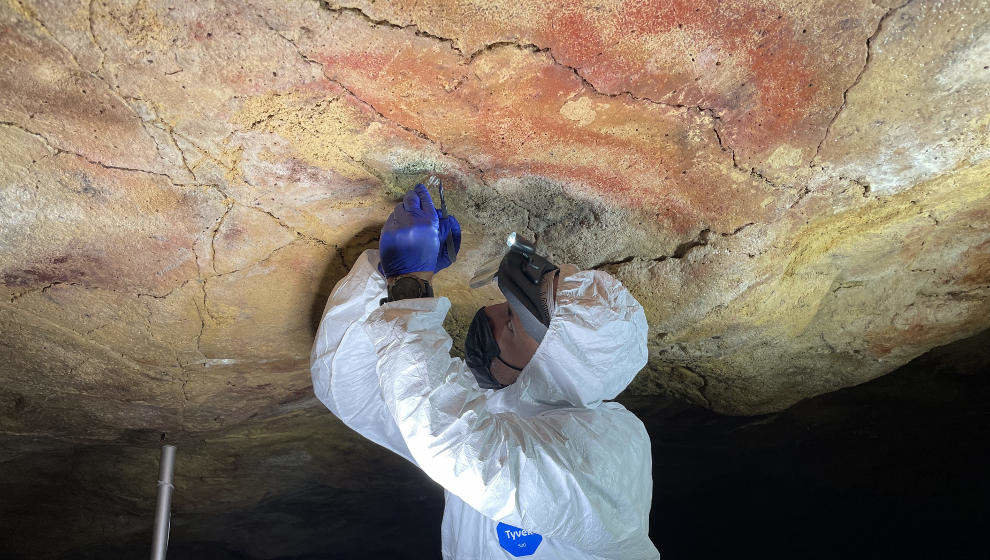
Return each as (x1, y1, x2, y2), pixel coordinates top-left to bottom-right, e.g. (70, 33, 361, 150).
(310, 182, 461, 458)
(310, 249, 412, 456)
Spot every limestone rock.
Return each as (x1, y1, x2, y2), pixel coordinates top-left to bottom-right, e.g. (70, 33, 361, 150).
(2, 1, 989, 556)
(1, 0, 988, 442)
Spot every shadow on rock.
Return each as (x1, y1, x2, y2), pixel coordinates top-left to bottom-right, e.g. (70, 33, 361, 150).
(308, 223, 382, 336)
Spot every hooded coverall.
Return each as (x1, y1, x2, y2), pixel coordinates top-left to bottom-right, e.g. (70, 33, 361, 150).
(311, 250, 660, 559)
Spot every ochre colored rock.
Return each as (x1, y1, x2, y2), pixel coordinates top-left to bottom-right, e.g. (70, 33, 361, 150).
(1, 0, 988, 555)
(0, 0, 987, 466)
(327, 0, 887, 183)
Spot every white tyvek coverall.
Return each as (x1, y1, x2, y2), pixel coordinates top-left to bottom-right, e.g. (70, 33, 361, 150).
(311, 250, 660, 559)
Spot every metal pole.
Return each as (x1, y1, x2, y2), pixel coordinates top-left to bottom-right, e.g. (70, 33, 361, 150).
(151, 444, 176, 560)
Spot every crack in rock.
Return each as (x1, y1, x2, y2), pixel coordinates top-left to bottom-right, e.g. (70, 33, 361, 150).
(124, 95, 202, 183)
(787, 185, 814, 209)
(681, 364, 713, 409)
(10, 0, 163, 151)
(321, 2, 790, 193)
(0, 302, 177, 378)
(701, 108, 785, 191)
(812, 0, 916, 166)
(209, 204, 235, 275)
(7, 278, 194, 305)
(321, 2, 467, 55)
(273, 4, 797, 248)
(257, 10, 499, 198)
(592, 222, 755, 269)
(86, 0, 106, 72)
(0, 121, 186, 184)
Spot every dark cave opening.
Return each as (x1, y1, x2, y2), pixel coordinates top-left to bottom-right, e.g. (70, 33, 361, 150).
(4, 329, 988, 560)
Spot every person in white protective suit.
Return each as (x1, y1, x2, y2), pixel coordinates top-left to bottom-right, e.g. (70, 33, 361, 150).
(311, 183, 660, 559)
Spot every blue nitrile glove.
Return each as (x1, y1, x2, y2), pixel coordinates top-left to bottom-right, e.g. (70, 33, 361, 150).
(435, 213, 461, 272)
(378, 184, 441, 277)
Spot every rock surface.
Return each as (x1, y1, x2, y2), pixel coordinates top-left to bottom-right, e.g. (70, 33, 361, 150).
(3, 0, 987, 420)
(0, 1, 988, 550)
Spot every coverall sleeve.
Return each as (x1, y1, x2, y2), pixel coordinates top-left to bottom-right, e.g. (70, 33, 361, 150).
(363, 298, 654, 556)
(310, 249, 414, 463)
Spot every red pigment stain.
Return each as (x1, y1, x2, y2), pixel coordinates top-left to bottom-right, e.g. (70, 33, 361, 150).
(305, 27, 770, 224)
(959, 239, 990, 286)
(186, 21, 207, 41)
(544, 10, 607, 64)
(868, 321, 947, 359)
(2, 267, 86, 287)
(312, 48, 456, 136)
(460, 91, 729, 228)
(537, 0, 818, 154)
(869, 340, 894, 357)
(317, 52, 392, 77)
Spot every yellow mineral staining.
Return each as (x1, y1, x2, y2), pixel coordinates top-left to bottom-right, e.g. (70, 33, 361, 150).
(102, 0, 176, 48)
(685, 160, 990, 340)
(767, 145, 805, 168)
(215, 144, 246, 184)
(971, 112, 990, 150)
(5, 0, 37, 23)
(559, 96, 597, 126)
(783, 160, 990, 279)
(233, 91, 377, 181)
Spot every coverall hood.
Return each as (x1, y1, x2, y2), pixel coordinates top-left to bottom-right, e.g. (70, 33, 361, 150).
(312, 250, 659, 559)
(495, 268, 650, 409)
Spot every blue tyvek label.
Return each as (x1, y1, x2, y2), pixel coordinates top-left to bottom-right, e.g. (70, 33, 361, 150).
(496, 522, 543, 557)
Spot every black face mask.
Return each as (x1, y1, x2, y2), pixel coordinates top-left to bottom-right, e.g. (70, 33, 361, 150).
(464, 307, 523, 390)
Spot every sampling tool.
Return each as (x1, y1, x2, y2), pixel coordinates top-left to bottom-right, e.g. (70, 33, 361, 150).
(427, 175, 456, 264)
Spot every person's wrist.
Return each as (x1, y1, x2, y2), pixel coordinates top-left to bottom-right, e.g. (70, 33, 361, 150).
(381, 272, 435, 305)
(386, 270, 435, 287)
